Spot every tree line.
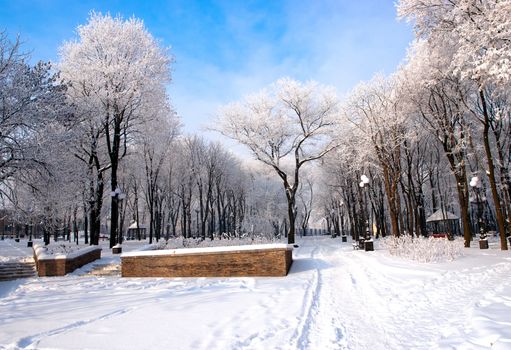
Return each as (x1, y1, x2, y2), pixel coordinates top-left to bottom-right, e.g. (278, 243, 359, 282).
(2, 2, 510, 250)
(316, 0, 511, 250)
(0, 15, 290, 247)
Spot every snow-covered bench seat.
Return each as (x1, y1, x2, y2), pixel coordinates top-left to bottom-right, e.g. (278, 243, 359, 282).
(121, 244, 293, 277)
(33, 245, 102, 277)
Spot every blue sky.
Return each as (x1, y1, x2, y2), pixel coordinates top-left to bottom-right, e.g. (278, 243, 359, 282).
(0, 0, 413, 137)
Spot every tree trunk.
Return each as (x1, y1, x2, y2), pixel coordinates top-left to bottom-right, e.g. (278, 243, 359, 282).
(83, 203, 89, 245)
(149, 207, 154, 244)
(480, 90, 508, 250)
(285, 187, 297, 244)
(109, 160, 119, 248)
(382, 163, 400, 237)
(455, 179, 472, 246)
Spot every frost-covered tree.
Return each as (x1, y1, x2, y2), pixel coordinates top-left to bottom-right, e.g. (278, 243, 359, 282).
(343, 74, 410, 237)
(243, 165, 288, 239)
(216, 78, 339, 244)
(403, 40, 474, 246)
(59, 13, 173, 248)
(297, 174, 314, 237)
(0, 32, 69, 199)
(135, 102, 179, 244)
(398, 0, 511, 86)
(398, 0, 510, 249)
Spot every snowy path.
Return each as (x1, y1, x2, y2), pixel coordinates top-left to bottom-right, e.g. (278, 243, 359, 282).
(290, 239, 511, 349)
(0, 237, 510, 349)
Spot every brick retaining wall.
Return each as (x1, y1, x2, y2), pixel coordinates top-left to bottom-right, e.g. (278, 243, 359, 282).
(121, 245, 293, 277)
(34, 246, 102, 277)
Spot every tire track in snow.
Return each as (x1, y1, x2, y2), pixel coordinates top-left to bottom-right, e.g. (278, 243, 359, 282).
(293, 257, 320, 348)
(13, 308, 135, 349)
(223, 243, 324, 350)
(194, 243, 324, 350)
(293, 242, 351, 350)
(328, 249, 400, 350)
(341, 249, 511, 349)
(190, 277, 293, 350)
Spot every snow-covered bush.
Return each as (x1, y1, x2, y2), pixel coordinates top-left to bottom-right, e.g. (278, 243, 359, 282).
(152, 235, 284, 250)
(381, 235, 464, 263)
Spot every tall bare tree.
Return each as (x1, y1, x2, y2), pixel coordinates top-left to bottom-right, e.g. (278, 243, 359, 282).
(216, 78, 339, 244)
(59, 13, 173, 247)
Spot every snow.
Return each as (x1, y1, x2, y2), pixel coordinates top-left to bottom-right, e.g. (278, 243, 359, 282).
(0, 241, 34, 263)
(1, 237, 511, 349)
(33, 243, 101, 261)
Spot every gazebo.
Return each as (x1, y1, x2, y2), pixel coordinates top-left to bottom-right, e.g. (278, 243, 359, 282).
(426, 209, 460, 237)
(126, 222, 148, 240)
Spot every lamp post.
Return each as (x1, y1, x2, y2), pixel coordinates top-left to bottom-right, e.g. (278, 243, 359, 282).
(110, 188, 126, 246)
(340, 200, 347, 242)
(110, 188, 125, 254)
(470, 176, 487, 249)
(110, 187, 126, 244)
(27, 207, 33, 247)
(26, 222, 33, 247)
(359, 174, 374, 251)
(359, 175, 370, 238)
(118, 192, 126, 244)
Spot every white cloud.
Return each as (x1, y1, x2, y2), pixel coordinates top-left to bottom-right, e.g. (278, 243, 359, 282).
(167, 1, 413, 159)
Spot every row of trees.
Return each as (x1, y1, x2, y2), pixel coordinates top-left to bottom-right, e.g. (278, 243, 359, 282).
(316, 0, 510, 250)
(1, 14, 293, 247)
(2, 2, 510, 250)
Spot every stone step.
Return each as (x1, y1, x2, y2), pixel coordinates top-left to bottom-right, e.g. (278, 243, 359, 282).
(0, 263, 35, 268)
(0, 273, 36, 281)
(0, 269, 36, 276)
(0, 270, 36, 275)
(0, 262, 37, 280)
(0, 259, 35, 267)
(0, 267, 36, 274)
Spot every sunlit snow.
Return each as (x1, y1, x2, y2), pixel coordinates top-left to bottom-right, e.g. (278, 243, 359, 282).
(1, 237, 510, 349)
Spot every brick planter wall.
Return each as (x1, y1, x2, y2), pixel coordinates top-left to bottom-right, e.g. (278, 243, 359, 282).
(33, 245, 102, 277)
(121, 244, 293, 278)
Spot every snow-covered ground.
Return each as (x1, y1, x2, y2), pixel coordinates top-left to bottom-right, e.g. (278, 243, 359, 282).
(1, 237, 510, 349)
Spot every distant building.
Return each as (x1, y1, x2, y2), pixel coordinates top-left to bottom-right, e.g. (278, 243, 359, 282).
(126, 222, 148, 240)
(426, 209, 460, 237)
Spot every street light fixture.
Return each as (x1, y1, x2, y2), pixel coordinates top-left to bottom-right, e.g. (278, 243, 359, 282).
(470, 176, 487, 248)
(339, 200, 348, 242)
(359, 174, 374, 251)
(27, 207, 33, 247)
(110, 188, 126, 246)
(359, 175, 371, 238)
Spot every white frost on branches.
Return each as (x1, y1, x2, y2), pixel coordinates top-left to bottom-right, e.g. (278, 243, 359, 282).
(215, 77, 339, 243)
(217, 78, 339, 173)
(398, 0, 511, 86)
(60, 12, 172, 111)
